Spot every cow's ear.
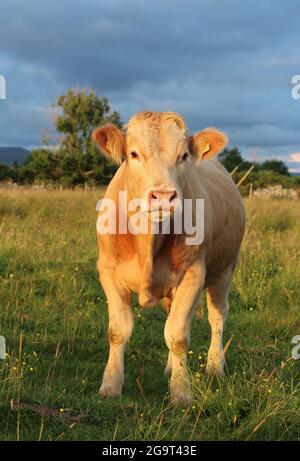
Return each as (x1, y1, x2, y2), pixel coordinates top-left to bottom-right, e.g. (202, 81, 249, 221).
(189, 128, 228, 159)
(92, 124, 125, 165)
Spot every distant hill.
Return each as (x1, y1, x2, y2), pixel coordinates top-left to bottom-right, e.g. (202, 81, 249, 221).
(0, 147, 30, 165)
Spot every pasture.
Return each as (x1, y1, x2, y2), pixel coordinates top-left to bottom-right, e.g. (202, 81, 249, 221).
(0, 189, 299, 440)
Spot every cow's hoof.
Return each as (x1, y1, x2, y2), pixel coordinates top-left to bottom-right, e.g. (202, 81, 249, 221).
(170, 380, 193, 407)
(206, 352, 225, 376)
(170, 389, 193, 407)
(98, 384, 122, 398)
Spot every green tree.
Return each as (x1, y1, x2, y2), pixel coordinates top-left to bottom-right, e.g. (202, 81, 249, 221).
(15, 165, 36, 184)
(260, 159, 290, 176)
(0, 163, 11, 181)
(218, 146, 254, 173)
(24, 148, 63, 181)
(54, 89, 122, 184)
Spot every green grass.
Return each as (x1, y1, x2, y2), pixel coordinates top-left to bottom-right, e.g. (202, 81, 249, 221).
(0, 190, 299, 441)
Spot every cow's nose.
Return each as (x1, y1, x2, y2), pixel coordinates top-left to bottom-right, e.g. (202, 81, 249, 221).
(148, 190, 178, 204)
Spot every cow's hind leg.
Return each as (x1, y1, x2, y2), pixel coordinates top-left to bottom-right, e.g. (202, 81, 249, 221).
(206, 266, 233, 375)
(164, 351, 172, 377)
(98, 268, 133, 397)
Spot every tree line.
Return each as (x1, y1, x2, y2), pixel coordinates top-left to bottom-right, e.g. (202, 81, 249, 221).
(218, 147, 300, 194)
(0, 89, 299, 192)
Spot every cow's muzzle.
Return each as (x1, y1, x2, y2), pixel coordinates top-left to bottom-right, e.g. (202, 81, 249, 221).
(148, 189, 179, 212)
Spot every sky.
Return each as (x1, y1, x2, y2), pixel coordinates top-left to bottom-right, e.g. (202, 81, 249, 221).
(0, 0, 300, 171)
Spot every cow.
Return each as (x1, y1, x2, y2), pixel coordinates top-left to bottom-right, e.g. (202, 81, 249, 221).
(92, 111, 245, 406)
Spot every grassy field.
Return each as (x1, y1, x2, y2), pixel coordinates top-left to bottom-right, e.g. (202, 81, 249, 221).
(0, 189, 299, 441)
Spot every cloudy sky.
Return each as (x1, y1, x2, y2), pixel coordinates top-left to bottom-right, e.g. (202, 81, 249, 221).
(0, 0, 300, 171)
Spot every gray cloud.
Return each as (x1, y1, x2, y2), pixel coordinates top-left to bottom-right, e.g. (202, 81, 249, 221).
(0, 0, 300, 169)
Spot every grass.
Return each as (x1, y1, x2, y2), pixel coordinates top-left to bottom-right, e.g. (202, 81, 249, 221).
(0, 190, 299, 441)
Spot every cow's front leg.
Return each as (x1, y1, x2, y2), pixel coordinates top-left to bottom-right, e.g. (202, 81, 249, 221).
(98, 269, 133, 397)
(164, 261, 205, 406)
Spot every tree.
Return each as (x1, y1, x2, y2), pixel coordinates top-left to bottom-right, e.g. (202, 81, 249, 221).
(24, 148, 63, 181)
(54, 89, 122, 184)
(260, 159, 290, 176)
(0, 162, 11, 181)
(218, 146, 253, 173)
(15, 164, 36, 184)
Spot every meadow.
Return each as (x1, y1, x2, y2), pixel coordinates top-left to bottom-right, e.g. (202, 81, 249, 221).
(0, 189, 299, 441)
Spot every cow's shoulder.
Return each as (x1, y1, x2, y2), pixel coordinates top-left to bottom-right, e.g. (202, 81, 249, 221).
(98, 163, 137, 264)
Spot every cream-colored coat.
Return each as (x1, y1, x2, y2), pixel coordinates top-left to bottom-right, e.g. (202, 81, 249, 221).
(93, 112, 245, 406)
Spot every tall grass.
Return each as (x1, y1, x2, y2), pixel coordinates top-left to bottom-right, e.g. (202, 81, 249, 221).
(0, 191, 299, 440)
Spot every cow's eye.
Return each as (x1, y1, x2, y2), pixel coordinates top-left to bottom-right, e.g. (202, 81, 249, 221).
(182, 152, 189, 161)
(130, 151, 139, 159)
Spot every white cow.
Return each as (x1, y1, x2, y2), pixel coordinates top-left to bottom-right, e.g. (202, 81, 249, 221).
(93, 111, 245, 405)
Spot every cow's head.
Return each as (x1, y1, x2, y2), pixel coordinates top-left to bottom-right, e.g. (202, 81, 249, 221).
(92, 111, 227, 216)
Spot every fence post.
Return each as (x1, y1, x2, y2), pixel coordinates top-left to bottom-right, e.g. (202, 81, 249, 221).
(249, 182, 253, 198)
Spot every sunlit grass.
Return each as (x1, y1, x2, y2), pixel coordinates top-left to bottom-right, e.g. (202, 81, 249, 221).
(0, 191, 299, 440)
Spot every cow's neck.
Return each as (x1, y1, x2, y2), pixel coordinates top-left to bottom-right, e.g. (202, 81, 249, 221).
(118, 181, 164, 306)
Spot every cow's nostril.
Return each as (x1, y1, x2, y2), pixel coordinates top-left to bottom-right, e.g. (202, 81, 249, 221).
(170, 191, 177, 202)
(149, 190, 178, 204)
